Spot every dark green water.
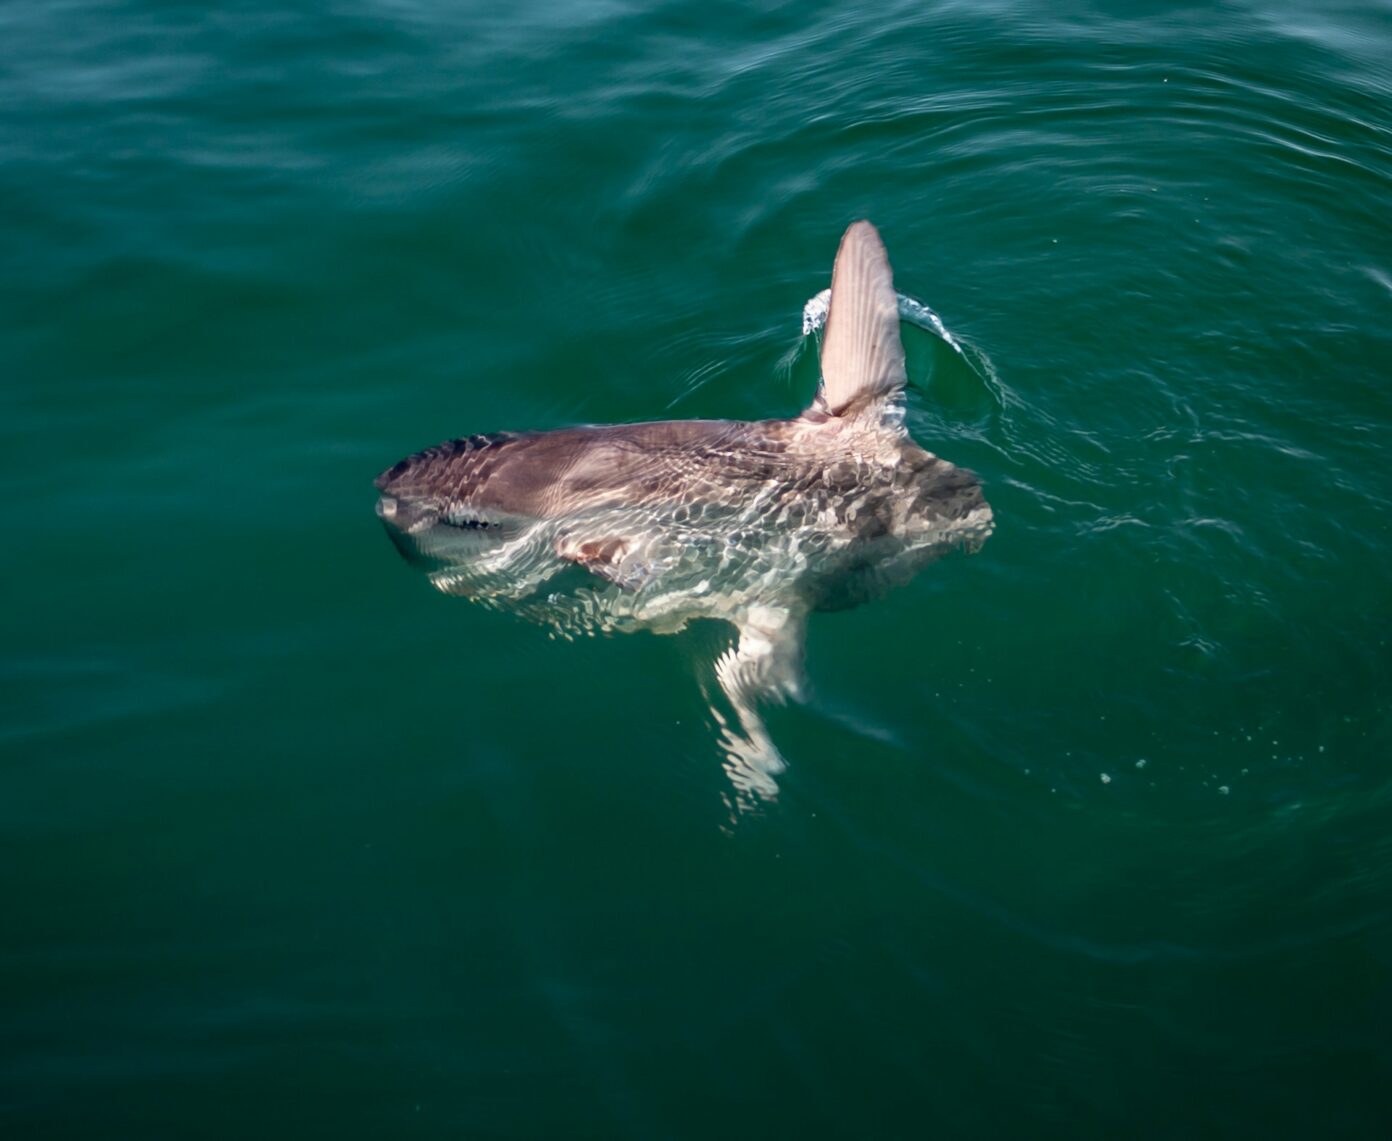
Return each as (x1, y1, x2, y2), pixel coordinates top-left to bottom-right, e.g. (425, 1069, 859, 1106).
(4, 1, 1391, 1136)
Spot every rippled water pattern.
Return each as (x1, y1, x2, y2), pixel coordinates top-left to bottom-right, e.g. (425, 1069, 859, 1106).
(3, 1, 1390, 1137)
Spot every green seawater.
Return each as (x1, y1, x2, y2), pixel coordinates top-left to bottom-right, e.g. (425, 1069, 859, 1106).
(3, 2, 1391, 1136)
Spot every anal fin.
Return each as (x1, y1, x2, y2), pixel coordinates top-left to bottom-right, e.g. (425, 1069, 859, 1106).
(710, 606, 808, 804)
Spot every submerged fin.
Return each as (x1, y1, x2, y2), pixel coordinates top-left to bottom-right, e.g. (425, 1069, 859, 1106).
(710, 606, 807, 804)
(817, 220, 907, 416)
(716, 606, 806, 706)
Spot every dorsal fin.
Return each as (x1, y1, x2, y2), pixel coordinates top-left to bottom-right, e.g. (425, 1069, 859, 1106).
(816, 220, 906, 416)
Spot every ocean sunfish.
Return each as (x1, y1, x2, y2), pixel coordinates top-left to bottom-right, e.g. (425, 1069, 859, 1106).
(375, 221, 993, 801)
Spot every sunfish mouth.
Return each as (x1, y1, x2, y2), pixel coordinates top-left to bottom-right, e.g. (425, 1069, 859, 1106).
(377, 492, 534, 581)
(375, 494, 438, 535)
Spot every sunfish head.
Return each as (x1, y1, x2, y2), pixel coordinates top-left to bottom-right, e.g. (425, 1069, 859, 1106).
(373, 437, 541, 585)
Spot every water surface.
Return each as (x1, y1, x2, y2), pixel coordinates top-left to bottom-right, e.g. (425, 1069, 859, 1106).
(3, 1, 1390, 1136)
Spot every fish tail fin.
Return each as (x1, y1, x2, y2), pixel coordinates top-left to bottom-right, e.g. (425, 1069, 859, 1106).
(814, 220, 907, 417)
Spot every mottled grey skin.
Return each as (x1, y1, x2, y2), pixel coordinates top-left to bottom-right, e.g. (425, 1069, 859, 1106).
(375, 416, 985, 598)
(373, 222, 992, 802)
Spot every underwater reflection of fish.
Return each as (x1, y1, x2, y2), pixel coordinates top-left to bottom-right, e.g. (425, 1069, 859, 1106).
(375, 221, 993, 803)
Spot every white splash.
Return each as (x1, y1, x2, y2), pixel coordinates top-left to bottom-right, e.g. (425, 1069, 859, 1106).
(802, 289, 966, 356)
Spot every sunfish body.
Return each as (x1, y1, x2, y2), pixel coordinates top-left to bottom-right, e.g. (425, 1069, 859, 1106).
(375, 222, 992, 799)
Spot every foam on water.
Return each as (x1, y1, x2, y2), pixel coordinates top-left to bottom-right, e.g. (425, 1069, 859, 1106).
(801, 288, 967, 357)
